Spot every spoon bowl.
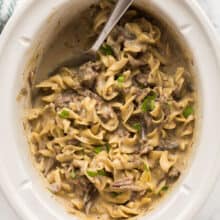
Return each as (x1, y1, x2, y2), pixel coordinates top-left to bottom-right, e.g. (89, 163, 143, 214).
(50, 0, 134, 75)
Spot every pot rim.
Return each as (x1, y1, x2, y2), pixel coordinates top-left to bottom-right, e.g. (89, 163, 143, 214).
(0, 1, 220, 220)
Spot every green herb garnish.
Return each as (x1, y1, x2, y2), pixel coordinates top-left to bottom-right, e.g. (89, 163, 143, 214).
(87, 170, 98, 177)
(97, 169, 108, 176)
(100, 44, 114, 56)
(117, 75, 125, 84)
(94, 146, 103, 154)
(183, 106, 194, 118)
(133, 123, 142, 132)
(94, 144, 110, 154)
(149, 91, 157, 99)
(111, 192, 122, 197)
(87, 169, 108, 177)
(141, 92, 157, 112)
(70, 170, 76, 179)
(59, 109, 70, 119)
(161, 185, 169, 192)
(106, 143, 110, 153)
(141, 98, 155, 112)
(143, 163, 150, 172)
(148, 189, 153, 193)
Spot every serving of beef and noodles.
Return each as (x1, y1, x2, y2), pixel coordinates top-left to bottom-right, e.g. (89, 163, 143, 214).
(25, 0, 196, 219)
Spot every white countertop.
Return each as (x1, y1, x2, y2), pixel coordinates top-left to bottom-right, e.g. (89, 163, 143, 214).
(1, 0, 220, 219)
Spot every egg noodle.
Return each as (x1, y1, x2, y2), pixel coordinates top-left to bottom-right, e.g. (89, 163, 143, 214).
(25, 1, 195, 219)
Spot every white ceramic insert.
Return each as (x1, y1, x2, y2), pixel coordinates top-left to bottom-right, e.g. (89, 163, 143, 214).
(0, 0, 220, 220)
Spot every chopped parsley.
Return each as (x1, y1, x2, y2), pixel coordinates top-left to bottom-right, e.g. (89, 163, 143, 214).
(132, 123, 142, 132)
(59, 109, 70, 119)
(183, 106, 194, 118)
(111, 192, 122, 197)
(106, 143, 110, 153)
(97, 169, 107, 176)
(117, 75, 125, 84)
(148, 188, 153, 193)
(100, 44, 114, 56)
(87, 169, 108, 177)
(94, 144, 111, 154)
(94, 146, 103, 154)
(143, 163, 150, 172)
(161, 185, 169, 192)
(87, 170, 98, 177)
(141, 92, 157, 112)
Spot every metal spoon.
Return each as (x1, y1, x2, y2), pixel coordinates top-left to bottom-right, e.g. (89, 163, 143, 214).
(51, 0, 134, 73)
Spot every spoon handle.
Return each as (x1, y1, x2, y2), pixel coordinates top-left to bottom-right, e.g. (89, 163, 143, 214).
(91, 0, 134, 52)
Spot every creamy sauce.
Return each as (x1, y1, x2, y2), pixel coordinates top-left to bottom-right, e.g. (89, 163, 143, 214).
(25, 1, 196, 220)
